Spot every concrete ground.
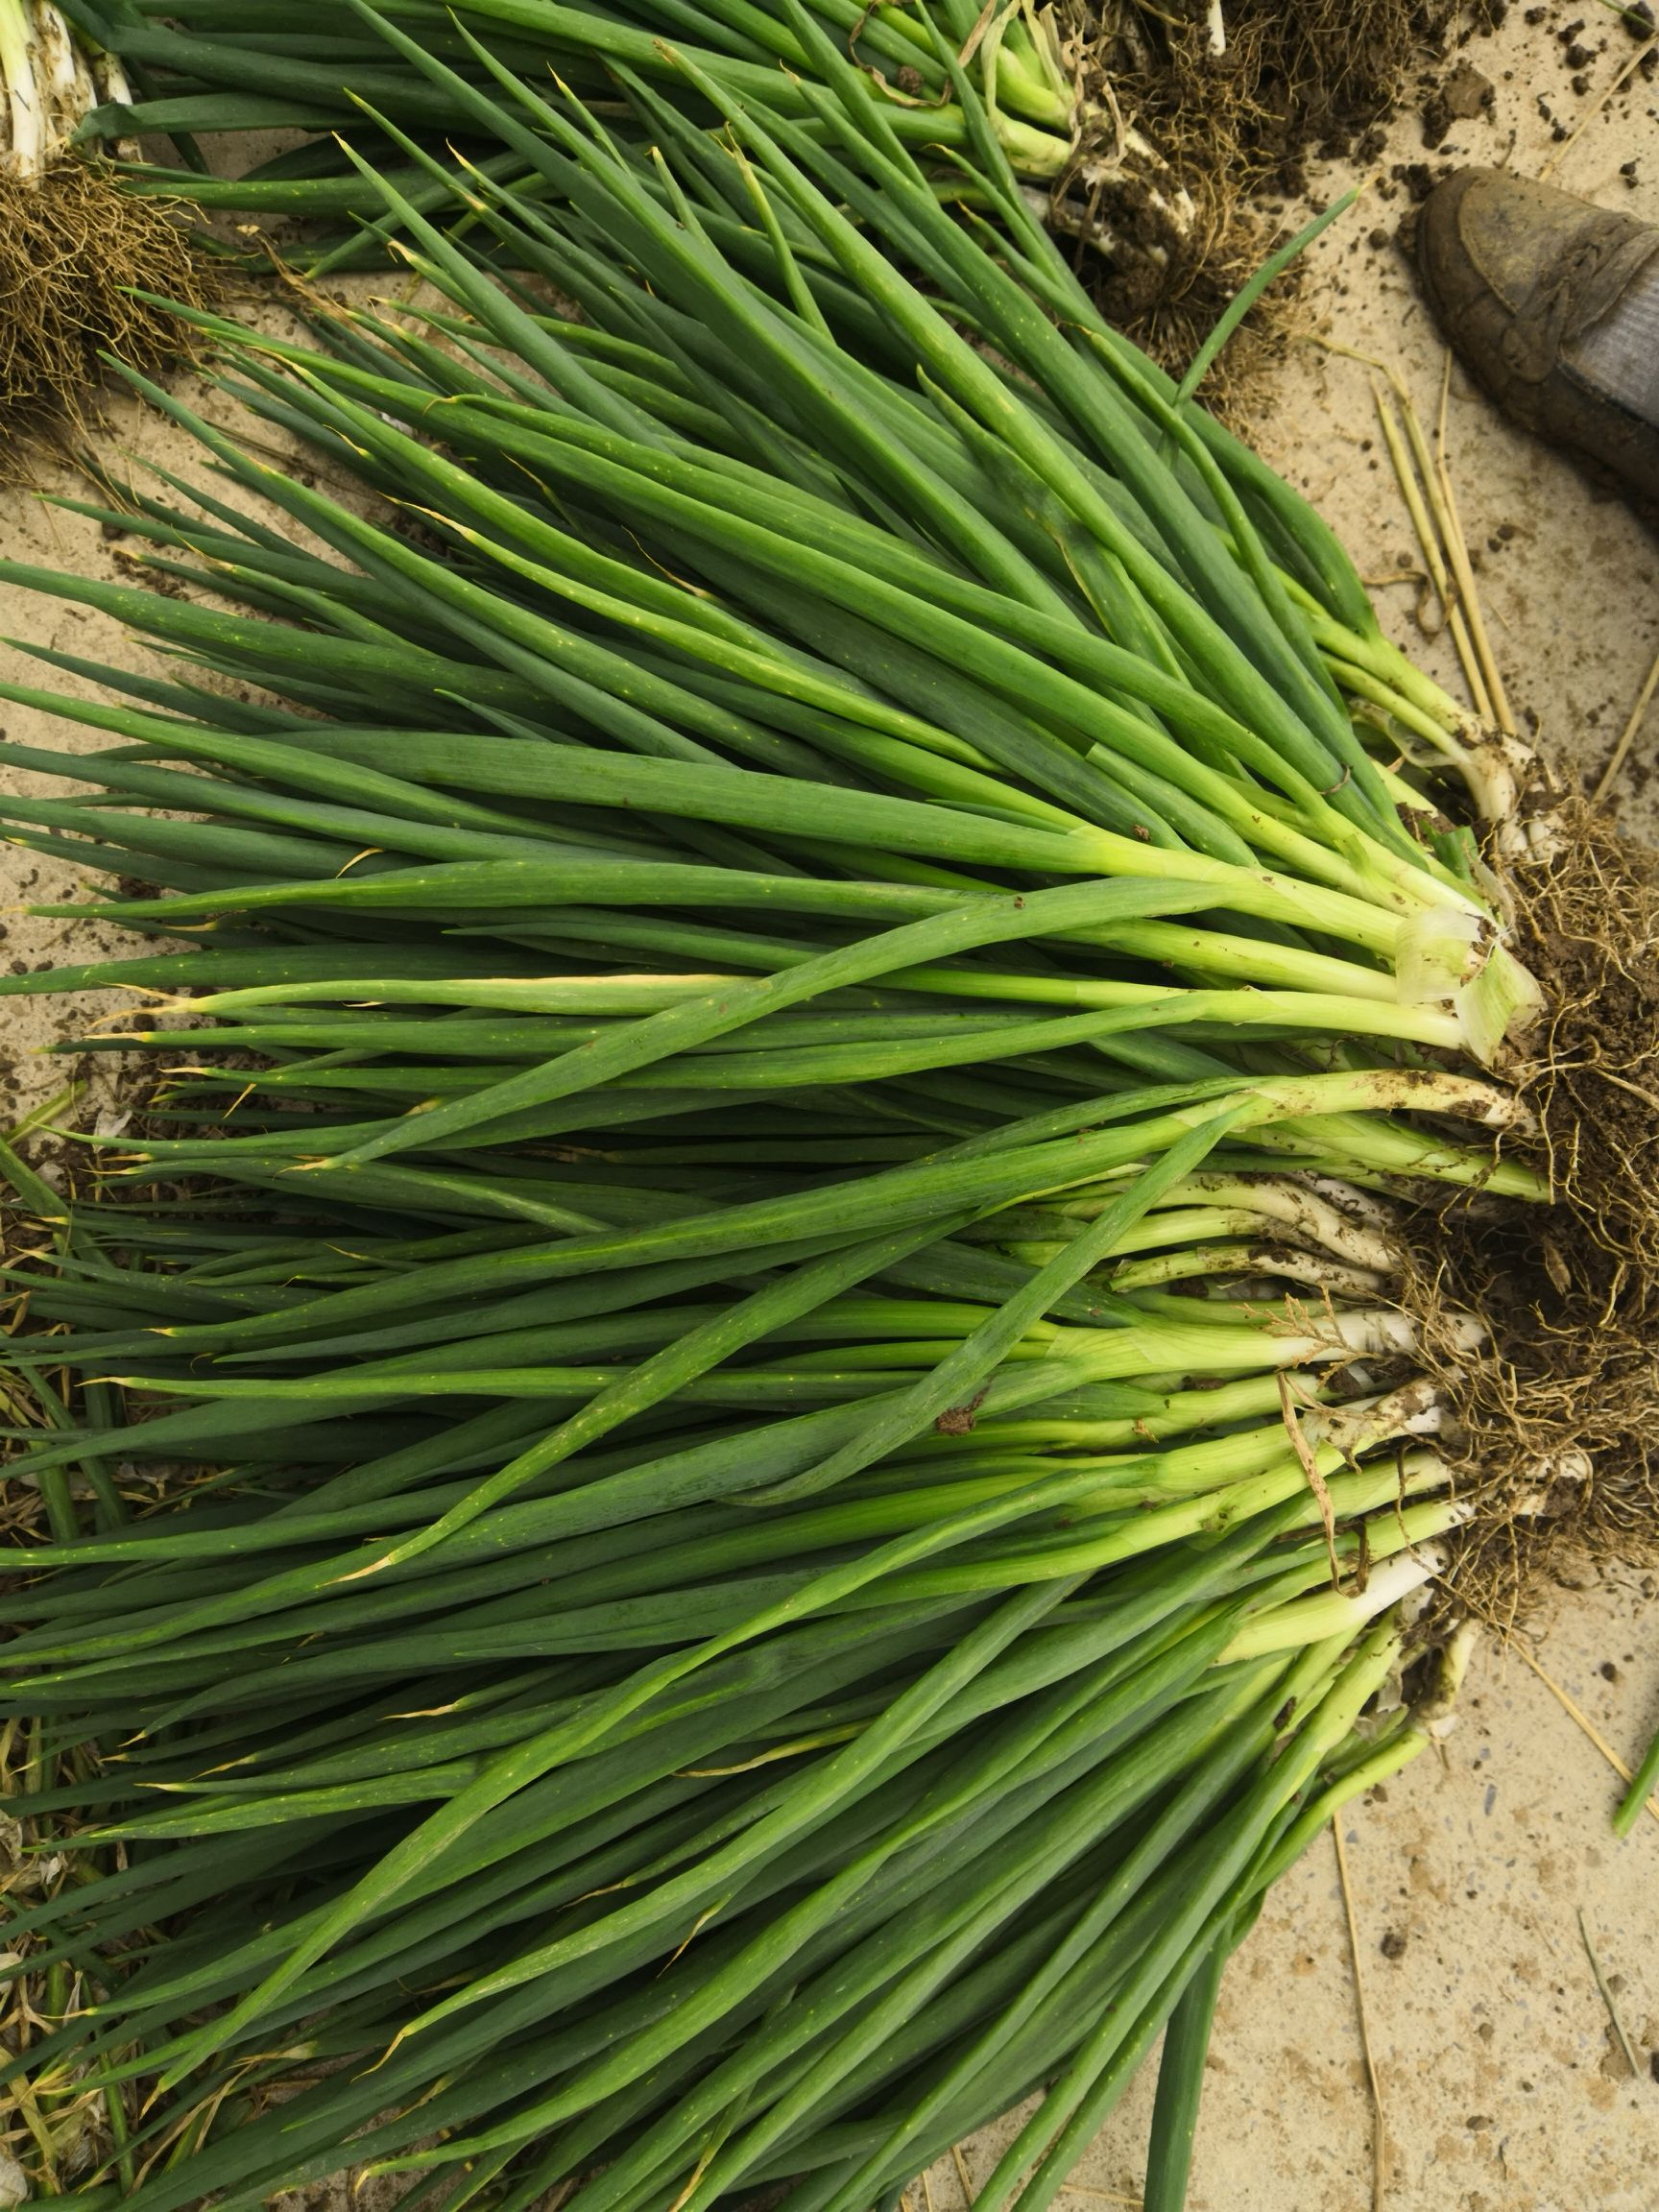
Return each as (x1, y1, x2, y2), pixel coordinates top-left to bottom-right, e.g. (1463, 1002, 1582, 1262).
(1, 2, 1656, 2207)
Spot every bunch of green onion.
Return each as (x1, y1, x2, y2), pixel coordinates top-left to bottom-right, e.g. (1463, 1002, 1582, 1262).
(0, 11, 1563, 2208)
(63, 0, 1094, 257)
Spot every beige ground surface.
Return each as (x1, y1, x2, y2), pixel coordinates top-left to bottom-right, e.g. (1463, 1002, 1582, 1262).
(1, 2, 1657, 2208)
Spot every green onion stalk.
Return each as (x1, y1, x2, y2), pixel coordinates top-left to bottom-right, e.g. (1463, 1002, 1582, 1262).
(60, 0, 1190, 273)
(0, 12, 1626, 2211)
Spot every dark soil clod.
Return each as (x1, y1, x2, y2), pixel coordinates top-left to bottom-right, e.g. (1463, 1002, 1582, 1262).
(1051, 3, 1505, 399)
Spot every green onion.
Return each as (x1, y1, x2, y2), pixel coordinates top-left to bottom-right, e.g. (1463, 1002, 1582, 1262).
(0, 19, 1596, 2212)
(68, 0, 1090, 251)
(1614, 1714, 1659, 1839)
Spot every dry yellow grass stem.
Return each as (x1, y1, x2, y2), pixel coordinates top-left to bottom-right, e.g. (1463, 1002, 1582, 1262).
(1592, 643, 1659, 804)
(1332, 1817, 1390, 2212)
(1510, 1641, 1659, 1828)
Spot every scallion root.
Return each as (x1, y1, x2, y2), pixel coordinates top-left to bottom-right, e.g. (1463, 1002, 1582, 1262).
(0, 3, 213, 468)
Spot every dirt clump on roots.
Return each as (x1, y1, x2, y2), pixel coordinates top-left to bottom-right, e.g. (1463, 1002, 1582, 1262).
(0, 160, 218, 479)
(1051, 2, 1505, 400)
(1396, 805, 1659, 1635)
(1099, 1, 1504, 193)
(1504, 799, 1659, 1276)
(1401, 1196, 1659, 1640)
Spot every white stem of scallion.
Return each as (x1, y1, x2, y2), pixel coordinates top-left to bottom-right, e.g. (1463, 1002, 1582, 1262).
(0, 0, 110, 179)
(1310, 1378, 1452, 1456)
(1221, 1509, 1467, 1662)
(0, 0, 43, 180)
(35, 0, 93, 160)
(89, 36, 135, 142)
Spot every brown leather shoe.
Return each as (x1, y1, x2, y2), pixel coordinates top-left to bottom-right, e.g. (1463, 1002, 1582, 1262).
(1417, 167, 1659, 510)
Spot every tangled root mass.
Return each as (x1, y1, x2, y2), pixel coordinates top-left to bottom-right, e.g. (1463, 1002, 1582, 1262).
(1403, 805, 1659, 1632)
(0, 160, 215, 476)
(1508, 800, 1659, 1277)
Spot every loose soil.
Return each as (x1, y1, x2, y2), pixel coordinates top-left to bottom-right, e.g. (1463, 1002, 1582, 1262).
(1059, 2, 1511, 386)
